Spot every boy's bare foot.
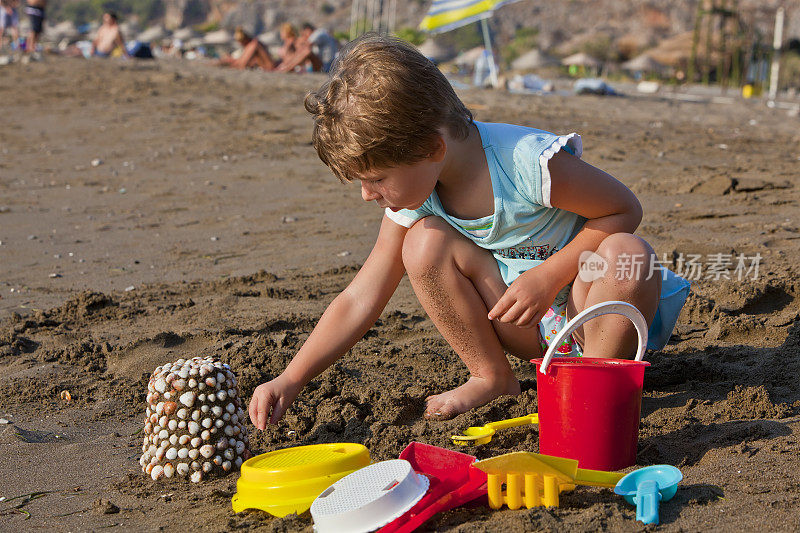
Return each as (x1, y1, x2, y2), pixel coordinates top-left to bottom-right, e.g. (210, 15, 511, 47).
(424, 375, 521, 420)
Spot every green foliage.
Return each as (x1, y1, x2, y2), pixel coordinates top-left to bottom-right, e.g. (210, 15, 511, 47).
(395, 27, 426, 46)
(500, 26, 538, 67)
(333, 30, 350, 43)
(194, 20, 220, 34)
(441, 23, 484, 51)
(580, 34, 614, 62)
(49, 0, 163, 26)
(781, 51, 800, 90)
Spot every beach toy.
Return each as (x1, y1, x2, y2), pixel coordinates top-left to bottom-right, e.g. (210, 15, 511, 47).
(379, 442, 487, 532)
(451, 413, 539, 446)
(473, 451, 623, 509)
(532, 300, 650, 471)
(231, 443, 370, 517)
(311, 459, 429, 533)
(614, 465, 682, 525)
(139, 356, 250, 483)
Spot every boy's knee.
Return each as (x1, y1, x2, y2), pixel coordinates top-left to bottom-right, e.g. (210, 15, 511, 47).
(401, 216, 453, 274)
(597, 233, 653, 265)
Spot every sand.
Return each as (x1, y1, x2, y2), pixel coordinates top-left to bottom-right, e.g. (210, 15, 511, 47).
(1, 57, 799, 531)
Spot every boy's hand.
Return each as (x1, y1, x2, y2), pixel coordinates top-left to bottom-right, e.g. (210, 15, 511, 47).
(248, 374, 303, 429)
(487, 268, 559, 328)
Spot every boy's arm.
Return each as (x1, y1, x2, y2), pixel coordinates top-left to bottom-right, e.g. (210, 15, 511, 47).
(250, 215, 408, 428)
(489, 150, 642, 326)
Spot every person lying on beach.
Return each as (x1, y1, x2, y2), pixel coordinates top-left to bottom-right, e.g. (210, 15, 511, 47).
(91, 11, 129, 58)
(248, 35, 689, 427)
(218, 27, 277, 71)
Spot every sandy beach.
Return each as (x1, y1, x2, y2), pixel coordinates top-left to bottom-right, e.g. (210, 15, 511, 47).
(1, 57, 799, 531)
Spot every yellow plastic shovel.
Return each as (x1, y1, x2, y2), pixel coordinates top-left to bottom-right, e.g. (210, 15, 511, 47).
(473, 451, 624, 509)
(451, 413, 539, 446)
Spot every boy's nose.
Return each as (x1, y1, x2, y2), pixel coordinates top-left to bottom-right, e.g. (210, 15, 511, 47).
(361, 182, 380, 202)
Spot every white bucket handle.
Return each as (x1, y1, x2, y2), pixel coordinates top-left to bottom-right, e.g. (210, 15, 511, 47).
(539, 300, 648, 374)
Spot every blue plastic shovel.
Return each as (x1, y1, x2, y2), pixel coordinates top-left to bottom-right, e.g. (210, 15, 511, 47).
(614, 465, 682, 525)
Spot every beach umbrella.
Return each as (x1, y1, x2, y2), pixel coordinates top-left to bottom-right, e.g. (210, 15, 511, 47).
(511, 48, 559, 71)
(621, 53, 665, 73)
(419, 0, 526, 87)
(562, 52, 601, 68)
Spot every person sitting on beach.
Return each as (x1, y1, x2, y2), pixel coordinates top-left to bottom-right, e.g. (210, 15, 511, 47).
(0, 0, 20, 51)
(276, 22, 297, 62)
(218, 27, 277, 71)
(276, 22, 323, 73)
(248, 35, 689, 427)
(91, 11, 130, 58)
(277, 22, 339, 73)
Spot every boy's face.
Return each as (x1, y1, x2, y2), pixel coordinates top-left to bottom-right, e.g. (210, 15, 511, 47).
(358, 154, 443, 211)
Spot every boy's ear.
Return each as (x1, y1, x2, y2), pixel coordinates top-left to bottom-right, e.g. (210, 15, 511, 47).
(428, 135, 447, 163)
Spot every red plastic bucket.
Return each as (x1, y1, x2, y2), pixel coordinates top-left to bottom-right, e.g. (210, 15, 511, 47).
(532, 301, 651, 471)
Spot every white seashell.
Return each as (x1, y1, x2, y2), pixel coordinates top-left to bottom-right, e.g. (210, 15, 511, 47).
(234, 457, 243, 468)
(173, 379, 186, 391)
(163, 391, 172, 400)
(201, 429, 211, 441)
(191, 410, 201, 421)
(159, 415, 168, 428)
(198, 382, 206, 392)
(235, 440, 246, 455)
(169, 434, 178, 446)
(203, 461, 214, 473)
(216, 437, 228, 450)
(177, 408, 188, 420)
(149, 413, 158, 425)
(156, 402, 165, 416)
(146, 392, 154, 404)
(151, 464, 164, 480)
(211, 405, 222, 417)
(188, 378, 197, 388)
(201, 405, 209, 414)
(140, 454, 149, 467)
(163, 463, 175, 478)
(223, 413, 231, 422)
(176, 463, 189, 476)
(179, 391, 196, 407)
(232, 425, 241, 436)
(188, 421, 200, 435)
(200, 365, 211, 377)
(214, 419, 224, 428)
(145, 463, 154, 475)
(218, 389, 228, 401)
(178, 369, 189, 379)
(163, 401, 177, 415)
(205, 376, 216, 388)
(199, 444, 214, 458)
(168, 419, 178, 431)
(213, 361, 223, 369)
(189, 368, 198, 377)
(224, 425, 234, 437)
(210, 427, 218, 435)
(188, 449, 199, 460)
(221, 460, 232, 472)
(178, 420, 186, 429)
(224, 448, 235, 461)
(148, 444, 157, 456)
(226, 403, 236, 414)
(178, 448, 189, 459)
(190, 461, 201, 471)
(154, 377, 167, 393)
(216, 372, 226, 384)
(198, 394, 206, 403)
(166, 373, 176, 385)
(190, 471, 203, 483)
(213, 455, 223, 466)
(201, 418, 213, 429)
(158, 429, 169, 440)
(231, 414, 238, 425)
(144, 422, 153, 434)
(207, 393, 216, 402)
(191, 437, 202, 448)
(178, 435, 190, 445)
(175, 358, 185, 366)
(166, 448, 178, 461)
(236, 408, 245, 420)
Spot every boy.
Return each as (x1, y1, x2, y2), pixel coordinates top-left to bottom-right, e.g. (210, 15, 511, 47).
(249, 35, 688, 428)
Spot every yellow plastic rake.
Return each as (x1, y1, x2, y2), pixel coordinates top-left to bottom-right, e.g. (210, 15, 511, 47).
(473, 452, 625, 509)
